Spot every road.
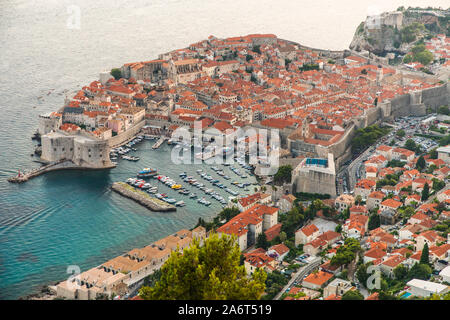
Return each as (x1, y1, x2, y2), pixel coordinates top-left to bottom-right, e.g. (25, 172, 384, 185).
(274, 257, 322, 300)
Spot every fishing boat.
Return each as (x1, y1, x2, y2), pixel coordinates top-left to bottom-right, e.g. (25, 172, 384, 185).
(171, 184, 182, 190)
(179, 172, 187, 177)
(127, 178, 137, 184)
(163, 198, 177, 204)
(175, 200, 185, 207)
(137, 168, 157, 178)
(147, 187, 158, 193)
(123, 155, 140, 161)
(189, 193, 197, 199)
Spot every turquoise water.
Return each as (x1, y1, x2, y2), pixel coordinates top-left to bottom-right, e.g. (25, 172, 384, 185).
(401, 292, 412, 299)
(0, 140, 257, 299)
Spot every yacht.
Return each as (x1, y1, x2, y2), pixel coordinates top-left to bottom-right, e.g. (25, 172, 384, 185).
(163, 198, 177, 204)
(175, 200, 185, 207)
(137, 168, 157, 178)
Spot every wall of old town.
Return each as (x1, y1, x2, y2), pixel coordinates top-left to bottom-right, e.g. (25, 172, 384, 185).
(107, 120, 146, 148)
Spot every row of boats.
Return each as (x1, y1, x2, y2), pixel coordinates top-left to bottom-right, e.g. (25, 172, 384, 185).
(125, 177, 185, 207)
(110, 136, 144, 163)
(124, 154, 256, 208)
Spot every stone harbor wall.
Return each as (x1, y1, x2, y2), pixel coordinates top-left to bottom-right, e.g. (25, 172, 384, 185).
(108, 120, 146, 148)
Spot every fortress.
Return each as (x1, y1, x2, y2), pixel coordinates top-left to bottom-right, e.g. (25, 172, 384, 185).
(40, 131, 113, 169)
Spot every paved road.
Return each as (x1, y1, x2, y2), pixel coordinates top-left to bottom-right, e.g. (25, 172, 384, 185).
(274, 257, 322, 300)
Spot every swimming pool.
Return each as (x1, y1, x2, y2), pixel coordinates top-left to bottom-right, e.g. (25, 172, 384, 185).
(401, 292, 412, 299)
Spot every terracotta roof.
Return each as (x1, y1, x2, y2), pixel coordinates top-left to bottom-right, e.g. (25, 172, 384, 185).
(303, 271, 333, 286)
(299, 224, 319, 237)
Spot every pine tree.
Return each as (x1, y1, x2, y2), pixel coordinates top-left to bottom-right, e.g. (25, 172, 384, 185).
(421, 183, 430, 201)
(420, 243, 429, 265)
(256, 233, 270, 250)
(416, 155, 426, 172)
(139, 233, 267, 300)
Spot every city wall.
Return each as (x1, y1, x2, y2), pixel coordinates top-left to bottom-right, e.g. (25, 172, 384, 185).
(382, 82, 449, 119)
(293, 170, 336, 197)
(108, 120, 146, 148)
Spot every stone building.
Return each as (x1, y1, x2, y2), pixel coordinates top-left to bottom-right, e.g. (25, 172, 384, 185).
(41, 131, 112, 168)
(292, 153, 336, 197)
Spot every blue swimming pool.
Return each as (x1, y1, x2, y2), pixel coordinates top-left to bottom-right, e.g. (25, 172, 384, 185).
(401, 292, 412, 299)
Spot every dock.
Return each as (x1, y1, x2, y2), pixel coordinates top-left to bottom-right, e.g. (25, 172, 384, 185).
(111, 182, 176, 212)
(7, 160, 72, 183)
(8, 160, 116, 183)
(152, 136, 167, 149)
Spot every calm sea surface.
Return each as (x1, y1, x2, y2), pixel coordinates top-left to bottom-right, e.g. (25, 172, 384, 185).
(0, 0, 446, 299)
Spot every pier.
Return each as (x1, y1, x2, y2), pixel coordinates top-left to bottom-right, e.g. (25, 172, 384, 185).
(7, 160, 72, 183)
(7, 160, 116, 183)
(111, 182, 176, 212)
(152, 136, 167, 149)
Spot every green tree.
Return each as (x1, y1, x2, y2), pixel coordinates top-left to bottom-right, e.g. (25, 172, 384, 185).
(331, 238, 361, 267)
(421, 183, 430, 201)
(403, 54, 413, 64)
(273, 165, 293, 185)
(393, 264, 408, 280)
(396, 129, 406, 138)
(356, 262, 371, 288)
(279, 231, 287, 243)
(368, 213, 381, 230)
(437, 105, 450, 116)
(335, 224, 342, 233)
(110, 68, 122, 80)
(256, 233, 270, 250)
(279, 205, 305, 238)
(420, 243, 429, 265)
(408, 263, 432, 280)
(341, 290, 364, 300)
(416, 155, 426, 172)
(415, 50, 433, 65)
(139, 233, 267, 300)
(219, 207, 240, 221)
(404, 139, 417, 152)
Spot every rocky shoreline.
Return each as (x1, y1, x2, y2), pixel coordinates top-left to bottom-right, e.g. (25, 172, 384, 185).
(19, 283, 58, 300)
(111, 182, 176, 212)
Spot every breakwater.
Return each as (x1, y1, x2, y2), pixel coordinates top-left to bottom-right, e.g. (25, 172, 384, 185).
(111, 182, 176, 212)
(7, 160, 116, 183)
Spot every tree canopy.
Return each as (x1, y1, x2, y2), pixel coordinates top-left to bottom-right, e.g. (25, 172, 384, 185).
(331, 238, 361, 267)
(341, 290, 364, 300)
(256, 233, 270, 250)
(352, 125, 389, 153)
(110, 68, 122, 80)
(139, 233, 267, 300)
(273, 165, 293, 185)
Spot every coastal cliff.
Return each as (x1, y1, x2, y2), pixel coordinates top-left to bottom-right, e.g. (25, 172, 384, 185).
(349, 7, 449, 56)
